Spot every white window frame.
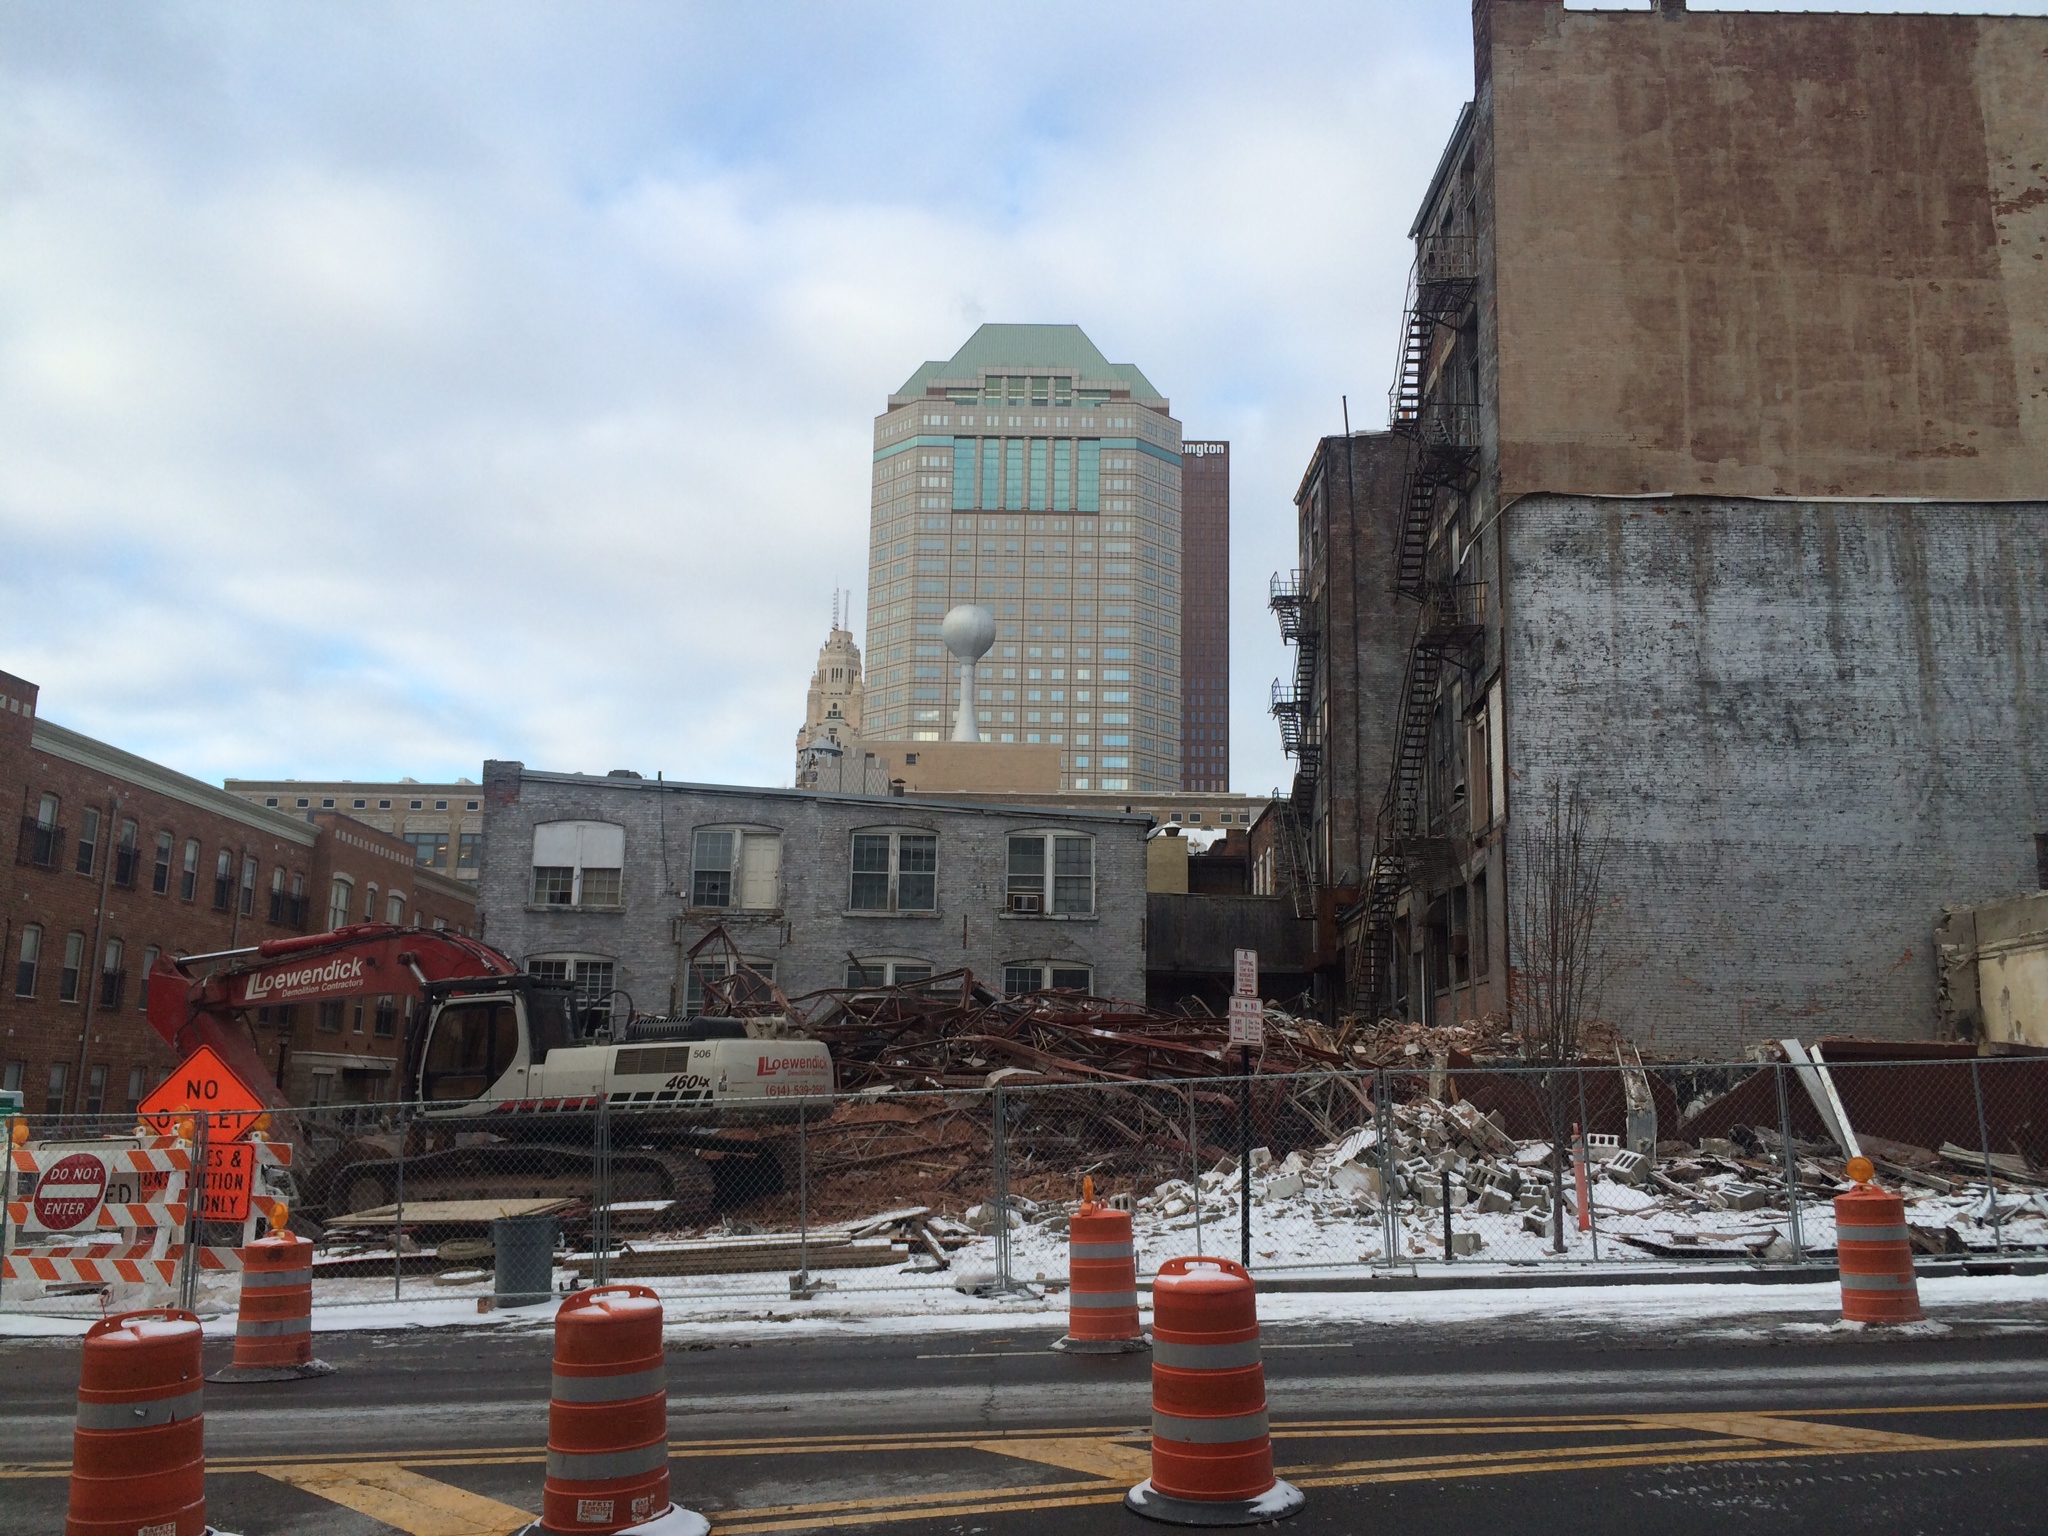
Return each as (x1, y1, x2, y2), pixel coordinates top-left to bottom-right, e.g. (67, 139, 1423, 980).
(689, 825, 783, 912)
(1004, 829, 1095, 916)
(847, 827, 939, 914)
(525, 952, 620, 1027)
(681, 954, 777, 1017)
(1001, 960, 1093, 996)
(531, 821, 626, 910)
(328, 876, 354, 931)
(843, 957, 935, 991)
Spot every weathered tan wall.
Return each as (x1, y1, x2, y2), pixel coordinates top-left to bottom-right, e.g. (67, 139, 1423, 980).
(1488, 6, 2048, 501)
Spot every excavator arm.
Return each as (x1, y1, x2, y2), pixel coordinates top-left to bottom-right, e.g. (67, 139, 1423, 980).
(145, 924, 520, 1110)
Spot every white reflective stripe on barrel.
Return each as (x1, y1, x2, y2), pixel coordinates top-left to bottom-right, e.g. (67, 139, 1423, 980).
(1069, 1290, 1139, 1308)
(1152, 1408, 1269, 1444)
(1151, 1338, 1263, 1370)
(75, 1386, 204, 1431)
(236, 1315, 311, 1336)
(1838, 1226, 1911, 1244)
(1840, 1271, 1916, 1290)
(1070, 1241, 1135, 1260)
(551, 1366, 667, 1404)
(241, 1267, 312, 1288)
(545, 1441, 671, 1480)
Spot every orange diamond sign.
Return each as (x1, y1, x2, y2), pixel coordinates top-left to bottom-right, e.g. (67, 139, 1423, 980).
(138, 1045, 267, 1142)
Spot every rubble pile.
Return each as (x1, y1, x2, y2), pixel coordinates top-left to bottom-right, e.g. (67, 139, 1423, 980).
(789, 969, 1345, 1089)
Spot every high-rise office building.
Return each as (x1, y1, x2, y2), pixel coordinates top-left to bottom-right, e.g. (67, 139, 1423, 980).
(1179, 441, 1230, 792)
(865, 325, 1184, 792)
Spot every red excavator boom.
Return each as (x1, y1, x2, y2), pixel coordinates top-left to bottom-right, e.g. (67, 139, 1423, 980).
(146, 924, 519, 1109)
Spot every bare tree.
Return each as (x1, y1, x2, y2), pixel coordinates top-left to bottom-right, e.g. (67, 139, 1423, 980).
(1509, 779, 1614, 1253)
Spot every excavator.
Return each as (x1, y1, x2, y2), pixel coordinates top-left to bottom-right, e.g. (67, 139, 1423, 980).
(145, 924, 834, 1221)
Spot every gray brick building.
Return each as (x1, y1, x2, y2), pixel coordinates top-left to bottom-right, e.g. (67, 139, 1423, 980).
(477, 762, 1148, 1019)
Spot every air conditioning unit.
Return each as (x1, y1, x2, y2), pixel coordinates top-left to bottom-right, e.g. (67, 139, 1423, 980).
(1008, 892, 1042, 914)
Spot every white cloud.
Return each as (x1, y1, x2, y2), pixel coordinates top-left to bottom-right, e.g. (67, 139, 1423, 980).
(0, 0, 1482, 799)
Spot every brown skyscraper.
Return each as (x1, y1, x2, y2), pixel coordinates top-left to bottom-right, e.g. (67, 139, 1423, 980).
(1179, 441, 1229, 792)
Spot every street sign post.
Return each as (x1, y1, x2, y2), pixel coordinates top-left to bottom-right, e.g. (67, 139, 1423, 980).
(1233, 948, 1258, 999)
(138, 1045, 266, 1142)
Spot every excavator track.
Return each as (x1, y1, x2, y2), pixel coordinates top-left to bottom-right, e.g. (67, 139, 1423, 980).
(320, 1142, 721, 1223)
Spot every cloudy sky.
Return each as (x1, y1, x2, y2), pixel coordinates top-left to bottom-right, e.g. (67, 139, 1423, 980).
(2, 0, 2034, 797)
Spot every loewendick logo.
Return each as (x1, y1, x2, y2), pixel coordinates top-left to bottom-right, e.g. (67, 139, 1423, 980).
(243, 955, 367, 1001)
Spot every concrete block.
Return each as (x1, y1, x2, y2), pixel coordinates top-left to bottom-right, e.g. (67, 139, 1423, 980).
(1449, 1232, 1484, 1257)
(1332, 1163, 1383, 1199)
(1605, 1149, 1647, 1185)
(1477, 1187, 1513, 1215)
(1521, 1210, 1550, 1235)
(1248, 1147, 1273, 1172)
(1585, 1133, 1621, 1163)
(1721, 1183, 1772, 1211)
(1260, 1172, 1305, 1202)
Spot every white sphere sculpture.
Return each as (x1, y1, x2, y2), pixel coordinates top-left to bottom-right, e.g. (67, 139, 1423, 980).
(941, 605, 997, 742)
(941, 604, 998, 662)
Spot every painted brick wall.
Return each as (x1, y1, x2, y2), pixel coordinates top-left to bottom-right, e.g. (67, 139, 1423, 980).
(478, 764, 1149, 1015)
(1504, 495, 2048, 1058)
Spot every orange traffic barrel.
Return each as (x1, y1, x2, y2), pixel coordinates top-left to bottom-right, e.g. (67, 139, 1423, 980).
(1126, 1256, 1303, 1527)
(208, 1229, 334, 1383)
(1055, 1178, 1147, 1354)
(66, 1309, 208, 1536)
(520, 1285, 707, 1536)
(1836, 1157, 1924, 1325)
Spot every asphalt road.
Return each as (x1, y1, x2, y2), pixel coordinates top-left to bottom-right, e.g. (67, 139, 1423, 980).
(8, 1301, 2048, 1534)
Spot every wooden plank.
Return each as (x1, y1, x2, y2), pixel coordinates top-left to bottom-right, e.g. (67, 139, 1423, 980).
(324, 1198, 576, 1228)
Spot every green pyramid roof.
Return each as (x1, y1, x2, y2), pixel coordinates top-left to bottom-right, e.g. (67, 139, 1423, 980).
(895, 324, 1161, 402)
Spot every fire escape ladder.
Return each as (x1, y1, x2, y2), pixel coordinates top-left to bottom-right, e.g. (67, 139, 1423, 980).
(1268, 569, 1322, 919)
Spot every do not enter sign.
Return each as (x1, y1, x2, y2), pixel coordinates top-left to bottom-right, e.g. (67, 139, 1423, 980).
(32, 1152, 108, 1232)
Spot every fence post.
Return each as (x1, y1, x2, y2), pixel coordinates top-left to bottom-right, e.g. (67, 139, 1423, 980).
(1773, 1063, 1804, 1264)
(1972, 1058, 2004, 1255)
(591, 1094, 611, 1288)
(180, 1112, 206, 1312)
(1377, 1070, 1400, 1268)
(1187, 1083, 1202, 1256)
(1576, 1072, 1599, 1263)
(1238, 1047, 1252, 1271)
(992, 1084, 1011, 1293)
(797, 1097, 809, 1288)
(393, 1107, 406, 1302)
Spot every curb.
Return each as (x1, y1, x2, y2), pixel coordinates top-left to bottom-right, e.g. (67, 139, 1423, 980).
(1138, 1258, 2048, 1295)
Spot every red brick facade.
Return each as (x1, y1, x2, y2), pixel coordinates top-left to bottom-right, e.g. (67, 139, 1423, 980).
(1, 669, 476, 1116)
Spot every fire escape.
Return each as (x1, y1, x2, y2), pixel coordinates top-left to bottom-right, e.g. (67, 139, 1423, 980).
(1351, 233, 1484, 1017)
(1267, 571, 1319, 921)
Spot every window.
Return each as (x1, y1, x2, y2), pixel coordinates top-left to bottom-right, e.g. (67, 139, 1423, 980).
(152, 831, 173, 894)
(1003, 962, 1092, 995)
(405, 830, 450, 868)
(1006, 833, 1094, 914)
(530, 821, 625, 908)
(409, 799, 423, 811)
(85, 1064, 107, 1117)
(213, 848, 233, 910)
(113, 818, 139, 886)
(691, 828, 782, 910)
(269, 866, 285, 922)
(458, 833, 482, 871)
(14, 924, 39, 997)
(126, 1065, 147, 1112)
(374, 995, 399, 1037)
(352, 798, 367, 810)
(849, 830, 937, 913)
(60, 931, 84, 1002)
(466, 800, 479, 812)
(75, 806, 100, 875)
(181, 839, 199, 900)
(386, 892, 405, 924)
(843, 959, 933, 989)
(317, 999, 344, 1033)
(379, 799, 392, 810)
(1471, 873, 1490, 978)
(139, 946, 159, 1008)
(363, 883, 378, 921)
(328, 876, 354, 931)
(421, 1000, 520, 1101)
(321, 798, 334, 809)
(45, 1061, 69, 1115)
(239, 855, 257, 916)
(434, 799, 448, 811)
(100, 938, 125, 1010)
(2, 1060, 21, 1094)
(683, 956, 776, 1017)
(308, 1070, 335, 1105)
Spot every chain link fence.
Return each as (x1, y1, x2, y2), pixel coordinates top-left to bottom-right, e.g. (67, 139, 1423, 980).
(4, 1056, 2044, 1318)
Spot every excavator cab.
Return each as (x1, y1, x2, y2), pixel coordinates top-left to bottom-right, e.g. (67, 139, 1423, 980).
(407, 974, 580, 1109)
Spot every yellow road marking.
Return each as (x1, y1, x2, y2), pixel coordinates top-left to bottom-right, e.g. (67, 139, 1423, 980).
(1287, 1435, 1759, 1479)
(973, 1435, 1155, 1481)
(259, 1463, 535, 1536)
(1635, 1412, 1950, 1452)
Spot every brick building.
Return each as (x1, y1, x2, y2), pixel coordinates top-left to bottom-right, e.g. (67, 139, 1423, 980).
(3, 669, 476, 1115)
(1290, 0, 2048, 1053)
(224, 779, 486, 884)
(477, 761, 1148, 1017)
